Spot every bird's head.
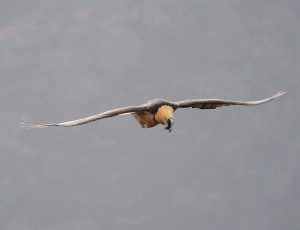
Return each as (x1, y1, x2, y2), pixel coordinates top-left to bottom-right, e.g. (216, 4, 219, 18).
(164, 117, 174, 133)
(155, 105, 175, 133)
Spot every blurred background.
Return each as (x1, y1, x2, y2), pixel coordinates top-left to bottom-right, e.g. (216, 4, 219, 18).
(1, 0, 299, 229)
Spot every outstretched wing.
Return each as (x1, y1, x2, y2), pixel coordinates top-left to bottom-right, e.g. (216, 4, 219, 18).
(20, 105, 149, 129)
(176, 92, 285, 109)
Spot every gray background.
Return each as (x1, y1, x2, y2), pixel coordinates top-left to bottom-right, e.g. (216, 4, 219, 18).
(1, 0, 299, 229)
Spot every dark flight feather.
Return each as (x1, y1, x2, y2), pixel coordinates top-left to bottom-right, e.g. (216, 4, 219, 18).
(176, 91, 285, 109)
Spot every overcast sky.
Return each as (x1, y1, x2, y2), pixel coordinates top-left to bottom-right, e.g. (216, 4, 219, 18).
(1, 0, 299, 229)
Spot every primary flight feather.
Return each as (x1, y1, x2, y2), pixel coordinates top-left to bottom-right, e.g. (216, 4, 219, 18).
(20, 92, 285, 132)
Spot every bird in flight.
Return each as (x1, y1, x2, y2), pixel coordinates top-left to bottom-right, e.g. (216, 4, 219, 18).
(20, 92, 285, 132)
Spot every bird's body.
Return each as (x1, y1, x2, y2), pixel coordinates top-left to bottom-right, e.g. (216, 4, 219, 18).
(21, 92, 285, 132)
(132, 105, 175, 128)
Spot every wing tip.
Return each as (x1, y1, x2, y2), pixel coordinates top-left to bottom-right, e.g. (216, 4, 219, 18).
(272, 91, 286, 99)
(20, 119, 56, 129)
(20, 124, 51, 129)
(257, 91, 285, 105)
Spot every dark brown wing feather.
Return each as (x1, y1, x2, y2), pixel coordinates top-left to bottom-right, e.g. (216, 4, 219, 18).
(176, 92, 285, 109)
(20, 105, 149, 128)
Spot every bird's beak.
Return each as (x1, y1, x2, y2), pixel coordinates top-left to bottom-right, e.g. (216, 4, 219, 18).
(165, 118, 174, 133)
